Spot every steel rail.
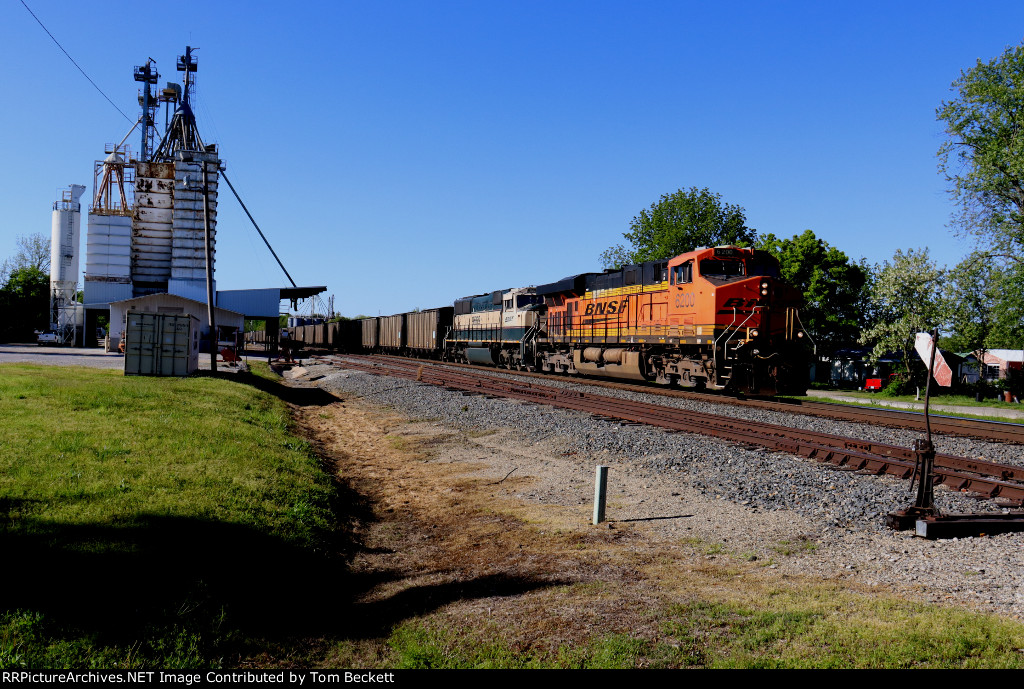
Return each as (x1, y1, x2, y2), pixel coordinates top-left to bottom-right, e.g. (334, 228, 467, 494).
(316, 352, 1024, 444)
(318, 355, 1024, 505)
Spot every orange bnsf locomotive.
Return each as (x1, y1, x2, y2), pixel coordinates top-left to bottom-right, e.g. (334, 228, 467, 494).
(533, 246, 808, 395)
(441, 245, 808, 395)
(320, 245, 809, 395)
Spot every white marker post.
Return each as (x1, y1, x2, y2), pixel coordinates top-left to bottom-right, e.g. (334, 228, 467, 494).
(593, 466, 609, 525)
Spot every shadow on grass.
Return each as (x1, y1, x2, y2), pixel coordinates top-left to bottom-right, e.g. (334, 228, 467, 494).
(1, 511, 561, 649)
(229, 369, 339, 407)
(3, 501, 561, 664)
(0, 369, 567, 664)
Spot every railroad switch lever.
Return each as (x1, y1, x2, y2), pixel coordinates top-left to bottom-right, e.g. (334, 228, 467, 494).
(886, 437, 941, 531)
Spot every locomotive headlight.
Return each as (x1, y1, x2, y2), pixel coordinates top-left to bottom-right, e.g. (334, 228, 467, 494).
(760, 280, 769, 296)
(797, 331, 805, 338)
(749, 328, 759, 338)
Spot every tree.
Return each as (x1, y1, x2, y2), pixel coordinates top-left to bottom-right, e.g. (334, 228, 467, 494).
(858, 248, 947, 376)
(941, 252, 1024, 355)
(943, 252, 1001, 358)
(987, 261, 1024, 349)
(601, 187, 757, 268)
(0, 233, 50, 286)
(0, 266, 50, 342)
(756, 230, 871, 356)
(937, 44, 1024, 264)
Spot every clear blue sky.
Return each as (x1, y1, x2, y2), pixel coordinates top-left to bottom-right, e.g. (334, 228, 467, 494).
(2, 1, 1023, 316)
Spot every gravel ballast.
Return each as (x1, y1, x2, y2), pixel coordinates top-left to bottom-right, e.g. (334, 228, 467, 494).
(301, 360, 1024, 620)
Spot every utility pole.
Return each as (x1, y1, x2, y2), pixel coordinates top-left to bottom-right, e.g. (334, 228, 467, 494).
(202, 161, 217, 373)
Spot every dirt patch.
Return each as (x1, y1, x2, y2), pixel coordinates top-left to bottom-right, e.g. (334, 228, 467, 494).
(288, 385, 867, 665)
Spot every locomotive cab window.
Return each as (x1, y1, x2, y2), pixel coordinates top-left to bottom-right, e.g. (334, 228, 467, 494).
(747, 254, 781, 278)
(699, 259, 745, 280)
(670, 261, 693, 285)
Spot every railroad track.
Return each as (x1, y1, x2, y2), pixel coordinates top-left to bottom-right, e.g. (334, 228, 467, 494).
(315, 354, 1024, 507)
(308, 351, 1024, 443)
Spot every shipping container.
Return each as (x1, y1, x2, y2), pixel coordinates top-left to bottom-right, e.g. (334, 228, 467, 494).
(123, 311, 200, 376)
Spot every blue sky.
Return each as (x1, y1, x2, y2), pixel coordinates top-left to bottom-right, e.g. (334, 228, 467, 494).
(2, 1, 1023, 316)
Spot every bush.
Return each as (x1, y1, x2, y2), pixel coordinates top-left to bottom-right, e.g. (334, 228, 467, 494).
(880, 374, 914, 397)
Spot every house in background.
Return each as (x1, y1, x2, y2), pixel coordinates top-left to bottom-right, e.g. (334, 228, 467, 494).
(979, 349, 1024, 381)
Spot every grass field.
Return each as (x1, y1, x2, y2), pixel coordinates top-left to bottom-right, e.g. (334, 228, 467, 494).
(3, 363, 1024, 669)
(0, 363, 342, 668)
(814, 390, 1021, 410)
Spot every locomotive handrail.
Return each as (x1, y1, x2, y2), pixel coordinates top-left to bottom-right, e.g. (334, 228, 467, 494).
(713, 308, 742, 384)
(520, 323, 539, 361)
(724, 307, 759, 355)
(714, 306, 758, 387)
(793, 308, 816, 356)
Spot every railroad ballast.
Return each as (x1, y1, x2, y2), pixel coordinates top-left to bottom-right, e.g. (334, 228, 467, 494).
(293, 245, 811, 395)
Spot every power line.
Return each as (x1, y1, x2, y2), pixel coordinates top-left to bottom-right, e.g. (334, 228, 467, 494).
(20, 0, 133, 123)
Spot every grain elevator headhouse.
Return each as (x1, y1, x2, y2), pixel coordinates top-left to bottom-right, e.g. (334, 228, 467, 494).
(84, 46, 222, 310)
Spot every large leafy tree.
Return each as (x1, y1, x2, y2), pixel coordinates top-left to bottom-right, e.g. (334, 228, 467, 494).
(943, 252, 1002, 358)
(756, 230, 871, 357)
(0, 266, 50, 342)
(937, 44, 1024, 264)
(859, 248, 947, 375)
(988, 262, 1024, 349)
(0, 233, 50, 286)
(601, 187, 757, 268)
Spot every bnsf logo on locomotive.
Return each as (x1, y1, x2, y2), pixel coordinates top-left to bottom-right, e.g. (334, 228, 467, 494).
(718, 297, 760, 314)
(583, 299, 629, 316)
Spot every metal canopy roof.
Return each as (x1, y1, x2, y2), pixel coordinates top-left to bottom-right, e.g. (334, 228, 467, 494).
(280, 286, 327, 301)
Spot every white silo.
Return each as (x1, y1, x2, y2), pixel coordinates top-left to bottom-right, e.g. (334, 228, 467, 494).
(50, 184, 86, 344)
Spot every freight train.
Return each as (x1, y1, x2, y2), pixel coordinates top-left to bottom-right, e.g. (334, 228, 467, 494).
(288, 245, 810, 395)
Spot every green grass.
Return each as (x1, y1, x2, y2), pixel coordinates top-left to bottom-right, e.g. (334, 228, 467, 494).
(0, 363, 342, 669)
(782, 393, 1024, 423)
(385, 623, 671, 669)
(371, 590, 1024, 669)
(658, 594, 1024, 669)
(7, 362, 1024, 669)
(795, 390, 1020, 410)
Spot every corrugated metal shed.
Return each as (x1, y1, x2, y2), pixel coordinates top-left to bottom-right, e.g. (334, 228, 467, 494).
(83, 280, 133, 307)
(109, 293, 244, 345)
(217, 288, 281, 318)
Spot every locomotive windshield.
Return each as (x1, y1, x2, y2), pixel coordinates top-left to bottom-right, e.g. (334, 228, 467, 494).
(747, 252, 782, 278)
(698, 259, 745, 280)
(516, 295, 543, 309)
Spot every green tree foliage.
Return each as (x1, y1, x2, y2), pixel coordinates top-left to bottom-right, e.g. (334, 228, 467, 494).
(943, 252, 1001, 357)
(756, 230, 871, 356)
(0, 233, 50, 286)
(601, 187, 757, 268)
(859, 249, 946, 375)
(0, 266, 50, 342)
(988, 262, 1024, 349)
(937, 43, 1024, 264)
